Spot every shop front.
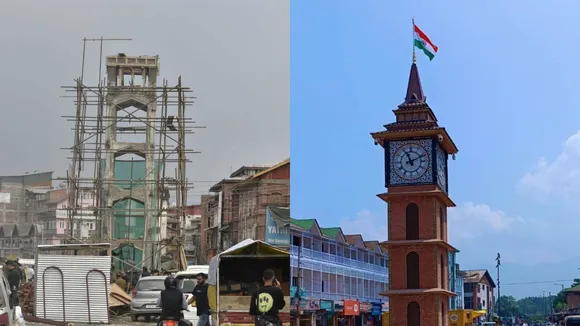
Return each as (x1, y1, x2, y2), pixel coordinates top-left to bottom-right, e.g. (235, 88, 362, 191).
(318, 300, 334, 326)
(291, 298, 320, 325)
(370, 303, 382, 326)
(341, 300, 360, 326)
(360, 302, 373, 325)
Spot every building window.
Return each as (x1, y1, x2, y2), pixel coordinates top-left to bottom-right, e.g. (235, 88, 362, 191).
(406, 252, 420, 289)
(407, 301, 420, 326)
(465, 296, 473, 309)
(405, 203, 419, 240)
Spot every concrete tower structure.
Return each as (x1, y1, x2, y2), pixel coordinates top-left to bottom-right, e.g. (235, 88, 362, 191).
(372, 62, 459, 326)
(103, 54, 160, 266)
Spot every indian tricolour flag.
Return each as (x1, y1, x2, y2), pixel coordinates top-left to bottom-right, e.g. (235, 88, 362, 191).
(413, 24, 438, 61)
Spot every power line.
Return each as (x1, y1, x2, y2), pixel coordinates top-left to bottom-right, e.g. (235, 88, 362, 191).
(502, 279, 574, 286)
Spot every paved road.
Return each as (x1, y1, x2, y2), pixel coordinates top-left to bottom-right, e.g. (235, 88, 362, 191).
(26, 314, 157, 326)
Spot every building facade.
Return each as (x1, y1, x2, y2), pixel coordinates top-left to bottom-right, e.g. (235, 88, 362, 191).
(183, 205, 202, 264)
(448, 252, 465, 310)
(200, 159, 290, 262)
(290, 218, 388, 324)
(463, 269, 496, 317)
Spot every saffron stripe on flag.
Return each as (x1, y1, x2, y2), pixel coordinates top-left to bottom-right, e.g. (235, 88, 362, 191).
(413, 24, 438, 53)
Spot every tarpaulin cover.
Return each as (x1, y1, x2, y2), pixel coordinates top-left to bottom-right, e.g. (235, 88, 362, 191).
(207, 238, 289, 285)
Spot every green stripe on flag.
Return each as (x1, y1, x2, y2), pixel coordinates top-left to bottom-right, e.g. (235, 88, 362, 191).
(414, 39, 435, 61)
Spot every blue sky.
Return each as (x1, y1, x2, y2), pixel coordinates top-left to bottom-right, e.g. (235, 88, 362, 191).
(290, 0, 580, 298)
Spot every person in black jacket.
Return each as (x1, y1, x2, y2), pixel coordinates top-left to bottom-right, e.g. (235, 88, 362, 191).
(156, 277, 191, 326)
(249, 269, 286, 326)
(5, 260, 21, 308)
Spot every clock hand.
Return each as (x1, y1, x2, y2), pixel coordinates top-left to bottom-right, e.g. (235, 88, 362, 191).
(409, 155, 424, 163)
(405, 153, 414, 166)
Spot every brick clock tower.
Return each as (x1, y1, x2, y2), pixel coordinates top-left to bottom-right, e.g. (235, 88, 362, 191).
(371, 62, 459, 326)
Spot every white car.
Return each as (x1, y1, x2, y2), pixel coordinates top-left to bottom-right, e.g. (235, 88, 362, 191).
(175, 265, 210, 325)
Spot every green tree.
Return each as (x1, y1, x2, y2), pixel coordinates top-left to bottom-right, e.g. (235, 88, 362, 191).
(552, 278, 580, 311)
(497, 295, 518, 317)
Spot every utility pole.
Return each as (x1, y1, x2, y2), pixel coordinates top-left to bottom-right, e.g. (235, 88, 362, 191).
(294, 244, 302, 326)
(496, 253, 501, 319)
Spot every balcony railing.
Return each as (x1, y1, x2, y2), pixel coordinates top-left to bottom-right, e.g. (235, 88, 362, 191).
(290, 245, 387, 274)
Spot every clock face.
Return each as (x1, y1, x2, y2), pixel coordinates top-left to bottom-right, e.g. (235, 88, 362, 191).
(393, 143, 430, 180)
(436, 147, 447, 191)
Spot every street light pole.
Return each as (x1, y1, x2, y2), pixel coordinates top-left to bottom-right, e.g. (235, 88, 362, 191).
(496, 253, 501, 318)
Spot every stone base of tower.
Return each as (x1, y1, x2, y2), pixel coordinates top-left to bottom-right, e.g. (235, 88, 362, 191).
(389, 294, 451, 326)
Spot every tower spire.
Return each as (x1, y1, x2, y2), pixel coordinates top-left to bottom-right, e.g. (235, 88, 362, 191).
(404, 62, 425, 103)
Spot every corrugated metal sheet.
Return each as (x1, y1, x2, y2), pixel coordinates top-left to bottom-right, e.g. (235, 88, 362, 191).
(35, 255, 110, 324)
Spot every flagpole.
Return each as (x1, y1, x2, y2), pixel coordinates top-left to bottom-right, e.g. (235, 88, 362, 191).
(412, 17, 416, 64)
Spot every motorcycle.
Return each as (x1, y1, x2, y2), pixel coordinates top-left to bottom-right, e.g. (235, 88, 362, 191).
(158, 311, 193, 326)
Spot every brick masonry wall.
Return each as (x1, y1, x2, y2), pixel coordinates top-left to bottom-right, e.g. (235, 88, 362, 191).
(386, 189, 452, 325)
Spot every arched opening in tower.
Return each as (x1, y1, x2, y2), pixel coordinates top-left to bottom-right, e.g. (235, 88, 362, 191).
(406, 251, 420, 289)
(407, 301, 421, 326)
(440, 253, 445, 289)
(406, 203, 419, 240)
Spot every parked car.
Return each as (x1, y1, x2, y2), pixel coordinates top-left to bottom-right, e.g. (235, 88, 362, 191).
(130, 276, 166, 322)
(174, 265, 210, 325)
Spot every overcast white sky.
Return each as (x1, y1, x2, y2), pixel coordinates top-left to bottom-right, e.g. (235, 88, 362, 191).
(0, 1, 289, 203)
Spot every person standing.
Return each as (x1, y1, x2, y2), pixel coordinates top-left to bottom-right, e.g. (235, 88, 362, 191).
(187, 273, 211, 326)
(6, 260, 22, 308)
(249, 269, 285, 326)
(141, 266, 151, 278)
(26, 265, 34, 282)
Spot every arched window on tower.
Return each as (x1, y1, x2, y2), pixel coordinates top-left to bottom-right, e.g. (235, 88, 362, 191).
(440, 253, 445, 290)
(407, 301, 421, 326)
(406, 252, 420, 289)
(406, 203, 419, 240)
(439, 206, 445, 240)
(441, 301, 446, 326)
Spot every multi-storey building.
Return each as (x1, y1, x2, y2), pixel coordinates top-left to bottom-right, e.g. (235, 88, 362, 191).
(183, 205, 202, 264)
(200, 159, 290, 262)
(0, 224, 42, 259)
(448, 252, 465, 310)
(463, 269, 496, 317)
(38, 187, 99, 245)
(0, 171, 54, 259)
(290, 218, 388, 324)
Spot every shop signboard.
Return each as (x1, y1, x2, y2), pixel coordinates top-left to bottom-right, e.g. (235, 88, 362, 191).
(343, 300, 360, 316)
(371, 303, 382, 316)
(320, 300, 334, 312)
(299, 299, 320, 311)
(382, 301, 390, 312)
(334, 300, 344, 313)
(265, 207, 290, 246)
(290, 286, 306, 298)
(360, 302, 372, 313)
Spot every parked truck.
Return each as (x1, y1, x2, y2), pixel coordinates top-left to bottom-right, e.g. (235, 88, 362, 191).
(207, 239, 291, 326)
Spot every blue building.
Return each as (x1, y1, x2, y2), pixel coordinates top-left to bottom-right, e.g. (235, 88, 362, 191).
(448, 251, 465, 310)
(290, 218, 389, 323)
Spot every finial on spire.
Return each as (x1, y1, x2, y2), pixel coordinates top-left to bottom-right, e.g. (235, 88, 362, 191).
(412, 17, 416, 64)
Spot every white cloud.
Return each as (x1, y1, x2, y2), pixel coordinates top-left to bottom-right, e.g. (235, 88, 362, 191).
(517, 130, 580, 200)
(339, 210, 387, 242)
(448, 202, 519, 235)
